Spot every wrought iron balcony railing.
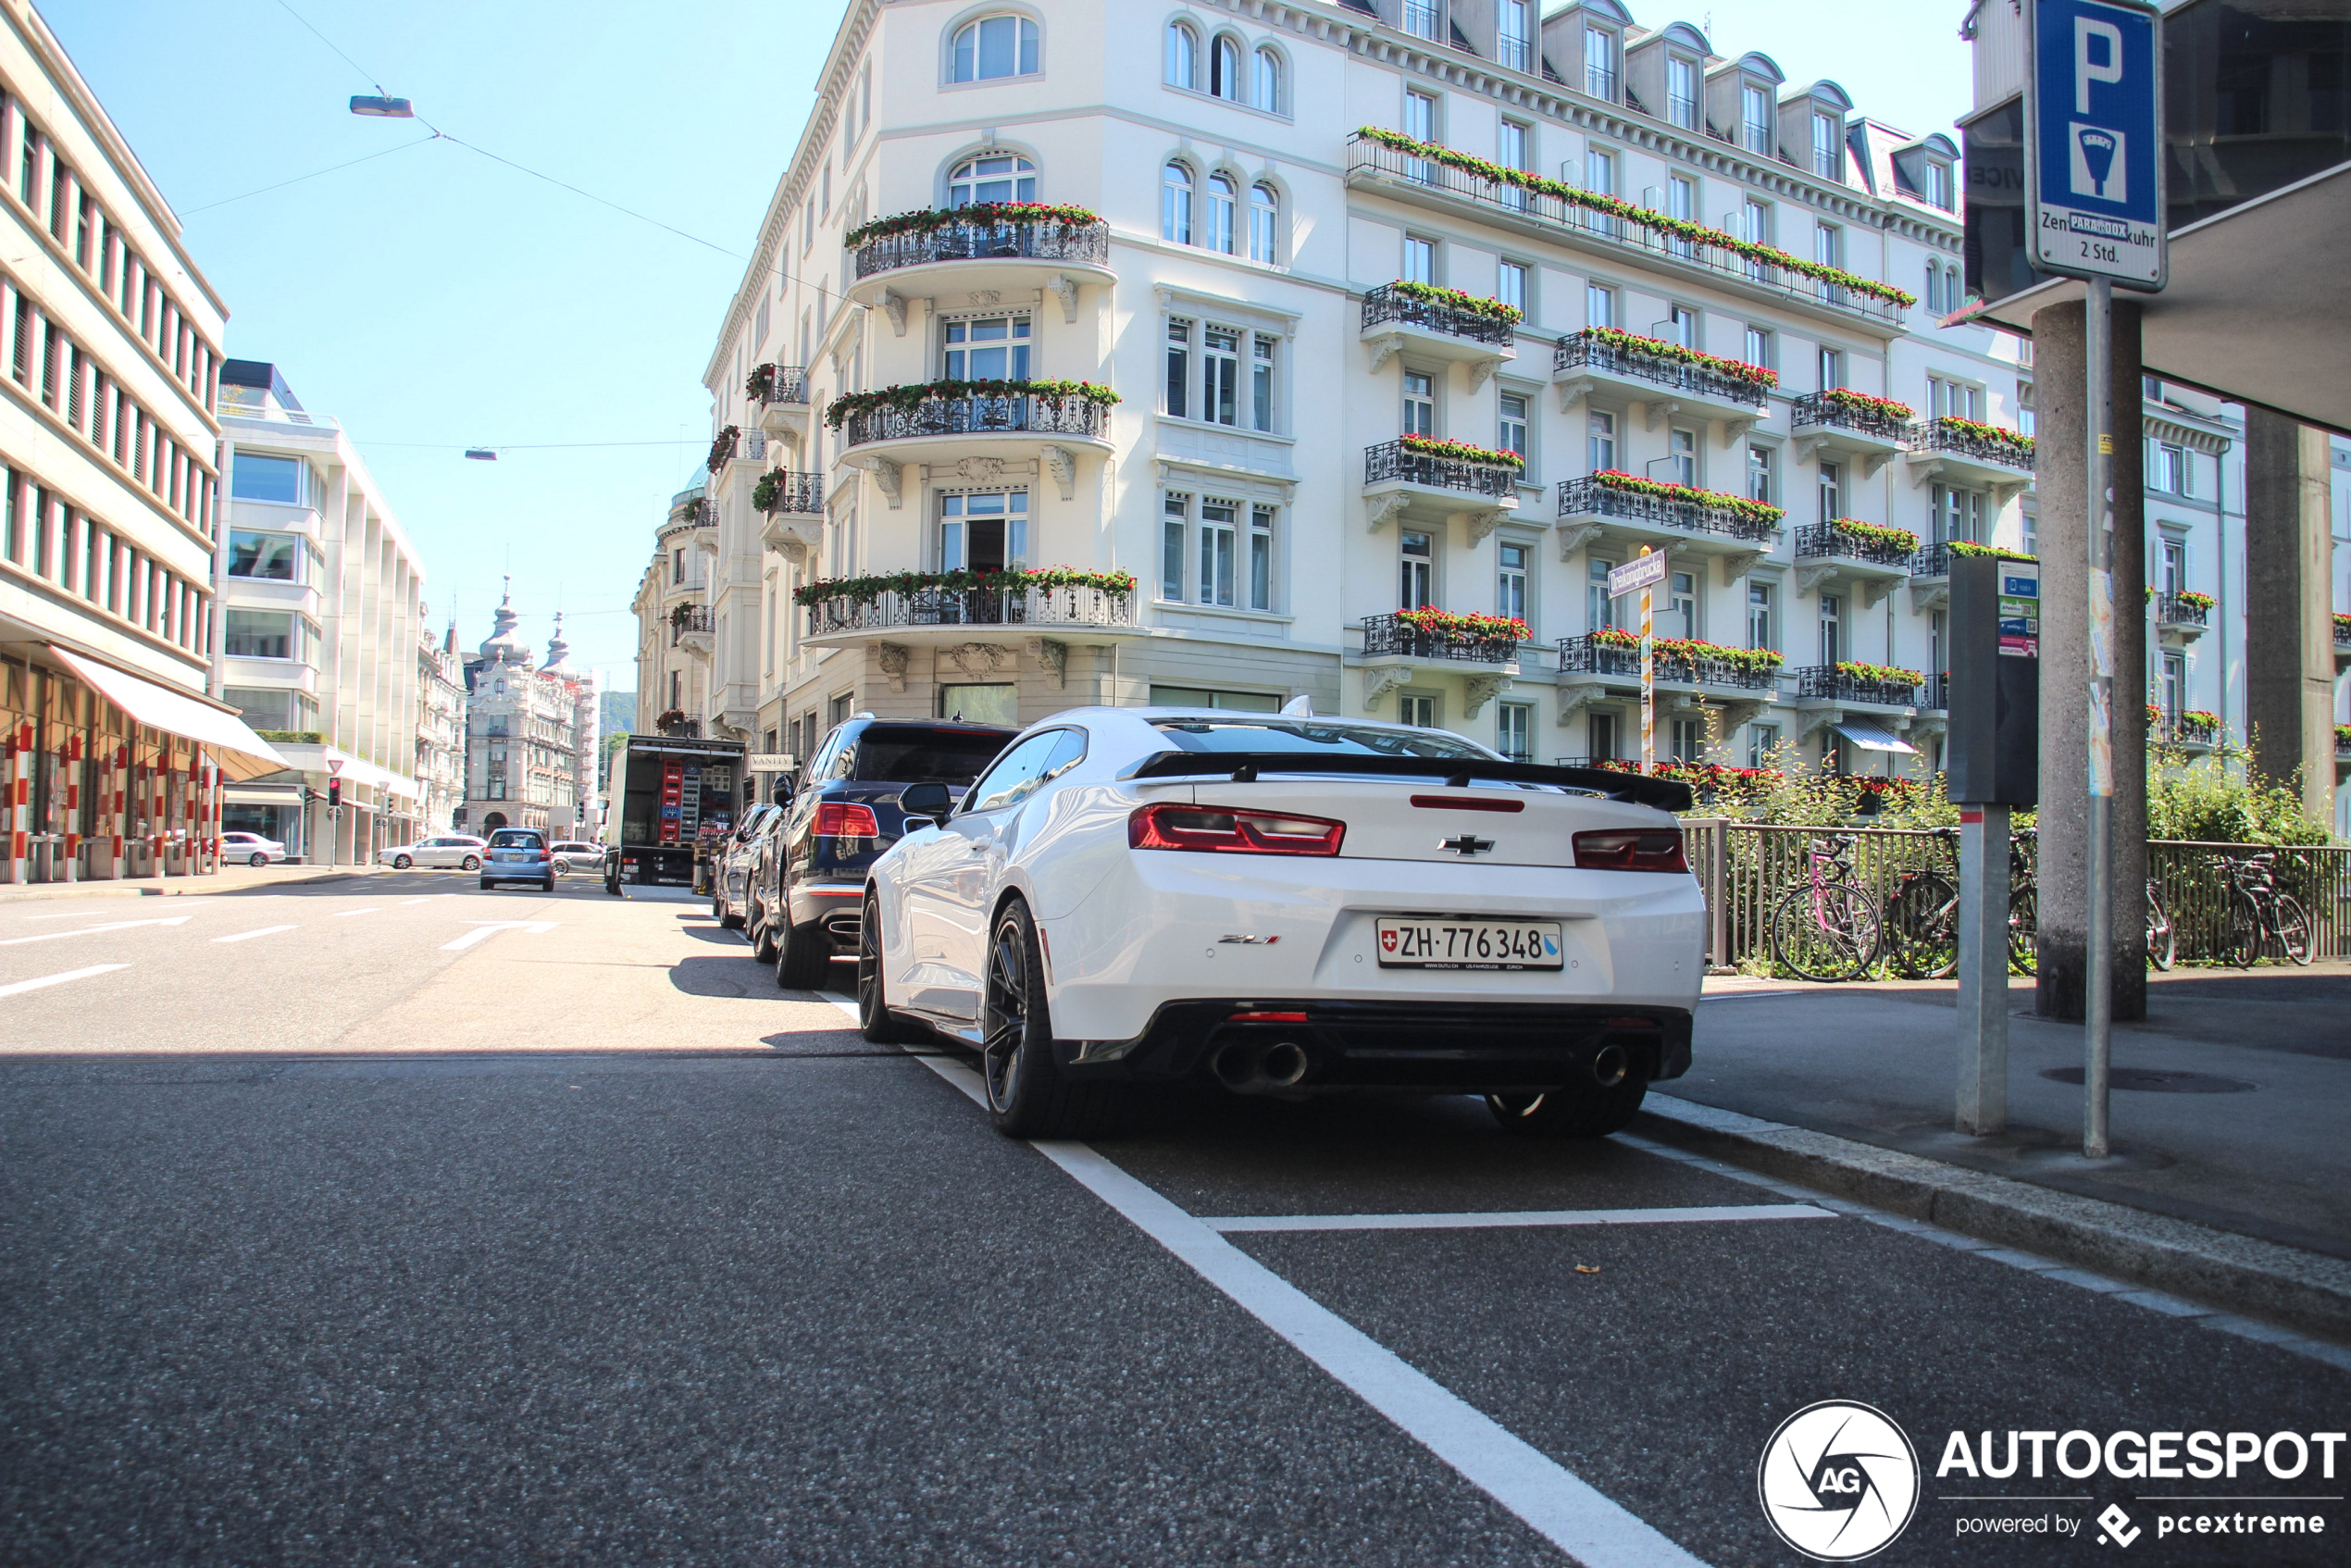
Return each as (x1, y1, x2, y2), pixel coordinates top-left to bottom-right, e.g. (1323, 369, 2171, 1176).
(804, 583, 1135, 636)
(2154, 592, 2210, 629)
(838, 392, 1109, 448)
(2162, 712, 2221, 746)
(1360, 281, 1515, 346)
(675, 497, 715, 528)
(1554, 477, 1782, 542)
(1551, 330, 1772, 407)
(1363, 440, 1520, 499)
(1794, 524, 1915, 569)
(1792, 665, 1922, 706)
(1557, 633, 1778, 691)
(669, 605, 714, 646)
(852, 217, 1110, 281)
(706, 427, 740, 472)
(760, 471, 824, 515)
(1924, 672, 1950, 710)
(749, 364, 810, 405)
(1908, 417, 2034, 471)
(1790, 392, 1909, 442)
(1362, 612, 1523, 664)
(1910, 541, 1958, 578)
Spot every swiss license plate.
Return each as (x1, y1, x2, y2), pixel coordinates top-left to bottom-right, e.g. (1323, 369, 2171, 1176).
(1375, 917, 1563, 971)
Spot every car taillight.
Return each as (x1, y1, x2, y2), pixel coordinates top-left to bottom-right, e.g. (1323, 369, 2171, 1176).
(814, 802, 880, 837)
(1573, 828, 1689, 874)
(1128, 803, 1344, 856)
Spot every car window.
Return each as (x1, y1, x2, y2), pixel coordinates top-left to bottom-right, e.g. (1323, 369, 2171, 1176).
(845, 727, 1017, 786)
(488, 829, 543, 849)
(964, 730, 1065, 814)
(1151, 716, 1495, 760)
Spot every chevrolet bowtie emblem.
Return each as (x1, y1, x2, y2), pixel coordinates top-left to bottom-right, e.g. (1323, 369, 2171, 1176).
(1440, 834, 1495, 856)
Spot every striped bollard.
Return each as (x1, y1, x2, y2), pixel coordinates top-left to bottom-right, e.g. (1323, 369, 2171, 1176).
(62, 733, 81, 879)
(9, 722, 30, 885)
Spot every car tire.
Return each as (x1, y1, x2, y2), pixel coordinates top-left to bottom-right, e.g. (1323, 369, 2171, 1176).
(774, 911, 831, 989)
(1486, 1076, 1648, 1139)
(479, 878, 494, 890)
(978, 898, 1121, 1139)
(856, 891, 927, 1045)
(461, 855, 480, 872)
(248, 852, 267, 868)
(749, 898, 780, 964)
(541, 877, 555, 892)
(392, 854, 412, 870)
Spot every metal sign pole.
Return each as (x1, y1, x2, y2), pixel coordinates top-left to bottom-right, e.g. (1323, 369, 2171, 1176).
(2084, 275, 2116, 1158)
(1641, 561, 1656, 774)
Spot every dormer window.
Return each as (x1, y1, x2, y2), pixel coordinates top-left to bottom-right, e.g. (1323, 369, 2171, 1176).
(1585, 26, 1620, 101)
(1666, 55, 1699, 130)
(1812, 111, 1843, 180)
(1401, 0, 1441, 43)
(1498, 0, 1533, 72)
(1925, 158, 1954, 209)
(1741, 82, 1773, 154)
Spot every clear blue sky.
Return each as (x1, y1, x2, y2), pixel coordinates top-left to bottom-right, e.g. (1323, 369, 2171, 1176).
(40, 1, 1973, 698)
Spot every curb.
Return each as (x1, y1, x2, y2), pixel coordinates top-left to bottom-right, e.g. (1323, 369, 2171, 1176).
(0, 868, 376, 904)
(1635, 1093, 2351, 1346)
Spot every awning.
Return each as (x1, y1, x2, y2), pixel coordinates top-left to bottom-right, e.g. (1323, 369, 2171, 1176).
(49, 647, 291, 780)
(224, 784, 301, 806)
(1832, 719, 1919, 756)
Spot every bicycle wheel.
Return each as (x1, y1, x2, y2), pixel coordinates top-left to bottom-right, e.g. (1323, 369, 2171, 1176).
(2146, 886, 2176, 972)
(1884, 872, 1959, 979)
(2220, 893, 2262, 968)
(2272, 893, 2314, 966)
(1770, 881, 1882, 982)
(2007, 880, 2038, 976)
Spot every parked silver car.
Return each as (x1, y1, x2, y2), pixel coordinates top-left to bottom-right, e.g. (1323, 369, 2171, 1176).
(549, 840, 603, 874)
(220, 830, 285, 867)
(377, 834, 487, 871)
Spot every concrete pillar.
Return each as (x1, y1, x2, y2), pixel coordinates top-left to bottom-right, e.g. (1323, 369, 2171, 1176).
(2031, 299, 2149, 1022)
(2244, 408, 2335, 827)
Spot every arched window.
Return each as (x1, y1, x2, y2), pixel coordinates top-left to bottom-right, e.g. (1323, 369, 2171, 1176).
(1210, 34, 1242, 100)
(1164, 21, 1199, 89)
(1206, 173, 1238, 254)
(949, 153, 1038, 206)
(1162, 161, 1194, 244)
(1923, 259, 1942, 314)
(1253, 47, 1284, 114)
(951, 14, 1039, 82)
(1248, 181, 1280, 263)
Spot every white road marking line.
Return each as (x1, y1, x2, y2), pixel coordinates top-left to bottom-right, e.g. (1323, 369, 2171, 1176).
(213, 925, 299, 943)
(0, 963, 129, 998)
(1200, 1203, 1834, 1232)
(440, 919, 558, 952)
(0, 915, 192, 946)
(816, 993, 1709, 1568)
(398, 898, 433, 904)
(332, 908, 381, 917)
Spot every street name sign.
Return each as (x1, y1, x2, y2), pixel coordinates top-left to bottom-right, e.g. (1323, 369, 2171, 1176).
(1608, 551, 1668, 600)
(2026, 0, 2166, 289)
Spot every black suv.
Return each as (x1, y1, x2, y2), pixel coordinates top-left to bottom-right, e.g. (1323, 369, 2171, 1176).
(750, 716, 1019, 987)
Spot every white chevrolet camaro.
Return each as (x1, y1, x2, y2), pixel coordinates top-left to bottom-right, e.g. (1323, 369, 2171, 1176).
(856, 707, 1705, 1140)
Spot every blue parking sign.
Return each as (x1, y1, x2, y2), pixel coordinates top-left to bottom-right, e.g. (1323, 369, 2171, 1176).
(2027, 0, 2166, 290)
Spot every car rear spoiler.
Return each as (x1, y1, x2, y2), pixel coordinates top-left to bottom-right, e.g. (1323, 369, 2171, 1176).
(1118, 751, 1694, 813)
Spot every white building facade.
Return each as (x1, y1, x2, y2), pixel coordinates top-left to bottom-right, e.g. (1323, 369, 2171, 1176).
(661, 0, 2049, 779)
(216, 361, 426, 862)
(460, 594, 591, 838)
(416, 616, 466, 835)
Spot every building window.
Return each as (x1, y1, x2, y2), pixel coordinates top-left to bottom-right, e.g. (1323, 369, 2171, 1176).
(1163, 317, 1190, 417)
(1741, 82, 1773, 153)
(1497, 260, 1529, 317)
(1818, 460, 1842, 522)
(1666, 54, 1699, 129)
(1401, 0, 1440, 42)
(1497, 703, 1532, 763)
(1588, 555, 1618, 630)
(1928, 375, 1984, 421)
(1584, 146, 1618, 234)
(2160, 652, 2185, 722)
(1165, 317, 1277, 430)
(224, 608, 294, 660)
(1250, 334, 1275, 431)
(1744, 325, 1773, 369)
(1402, 88, 1437, 146)
(1401, 370, 1436, 438)
(1164, 20, 1198, 88)
(228, 530, 298, 580)
(1668, 427, 1698, 487)
(1818, 593, 1843, 665)
(948, 153, 1037, 205)
(1748, 580, 1775, 650)
(1498, 540, 1530, 625)
(230, 453, 305, 505)
(1498, 391, 1530, 473)
(1818, 344, 1845, 392)
(1196, 497, 1240, 606)
(938, 491, 1028, 573)
(1399, 693, 1437, 728)
(1162, 492, 1188, 601)
(1667, 303, 1698, 349)
(1812, 112, 1843, 180)
(1930, 483, 1984, 544)
(1669, 571, 1698, 641)
(1588, 711, 1619, 762)
(1202, 325, 1242, 426)
(1205, 173, 1238, 254)
(951, 14, 1039, 81)
(1924, 159, 1954, 209)
(1248, 182, 1280, 263)
(1748, 721, 1781, 769)
(1209, 33, 1242, 99)
(1496, 0, 1533, 70)
(1499, 119, 1532, 209)
(1253, 47, 1285, 114)
(1814, 223, 1843, 299)
(2158, 537, 2186, 595)
(2153, 442, 2191, 495)
(1925, 259, 1945, 315)
(1587, 409, 1617, 473)
(1249, 504, 1275, 610)
(1399, 529, 1435, 608)
(1402, 233, 1436, 284)
(941, 313, 1030, 380)
(1162, 161, 1193, 243)
(1584, 25, 1619, 101)
(1586, 282, 1615, 330)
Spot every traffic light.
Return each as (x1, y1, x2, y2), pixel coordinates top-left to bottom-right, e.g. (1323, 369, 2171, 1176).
(327, 777, 342, 813)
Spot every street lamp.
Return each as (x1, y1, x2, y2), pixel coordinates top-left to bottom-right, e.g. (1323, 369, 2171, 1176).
(349, 95, 414, 118)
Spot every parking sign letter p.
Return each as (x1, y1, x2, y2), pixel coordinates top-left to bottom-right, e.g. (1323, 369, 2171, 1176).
(2075, 16, 2124, 112)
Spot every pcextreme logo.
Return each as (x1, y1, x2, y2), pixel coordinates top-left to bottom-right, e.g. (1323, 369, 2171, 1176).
(1758, 1400, 1922, 1562)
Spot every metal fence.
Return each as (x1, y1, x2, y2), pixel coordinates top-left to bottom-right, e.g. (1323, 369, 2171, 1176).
(1682, 822, 2351, 971)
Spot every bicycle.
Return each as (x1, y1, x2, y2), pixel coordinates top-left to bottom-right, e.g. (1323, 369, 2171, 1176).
(1883, 829, 1959, 980)
(2146, 879, 2176, 971)
(2217, 852, 2312, 967)
(2007, 833, 2037, 977)
(1769, 834, 1882, 982)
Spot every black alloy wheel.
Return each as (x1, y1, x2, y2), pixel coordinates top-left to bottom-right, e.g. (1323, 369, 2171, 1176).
(774, 906, 831, 989)
(856, 892, 926, 1044)
(977, 900, 1120, 1139)
(750, 896, 780, 964)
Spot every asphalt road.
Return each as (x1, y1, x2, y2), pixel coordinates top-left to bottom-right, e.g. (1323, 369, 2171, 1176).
(3, 876, 2345, 1566)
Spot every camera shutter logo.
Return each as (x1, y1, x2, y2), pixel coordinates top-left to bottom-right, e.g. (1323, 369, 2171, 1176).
(1757, 1400, 1921, 1561)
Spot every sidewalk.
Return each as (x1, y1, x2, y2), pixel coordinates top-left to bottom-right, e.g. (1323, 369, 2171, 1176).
(1669, 966, 2351, 1263)
(0, 863, 391, 904)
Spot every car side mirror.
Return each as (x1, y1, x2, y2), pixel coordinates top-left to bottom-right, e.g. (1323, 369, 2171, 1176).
(900, 782, 952, 828)
(772, 779, 793, 808)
